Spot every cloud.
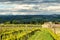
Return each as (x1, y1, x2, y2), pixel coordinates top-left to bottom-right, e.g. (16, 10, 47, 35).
(0, 2, 60, 15)
(39, 6, 60, 12)
(0, 11, 60, 15)
(0, 3, 60, 12)
(0, 0, 60, 3)
(0, 0, 43, 2)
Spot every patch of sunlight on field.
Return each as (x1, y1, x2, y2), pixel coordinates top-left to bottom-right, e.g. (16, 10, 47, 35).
(56, 33, 60, 40)
(28, 30, 54, 40)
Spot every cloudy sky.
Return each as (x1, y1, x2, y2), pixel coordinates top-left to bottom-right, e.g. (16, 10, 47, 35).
(0, 0, 60, 15)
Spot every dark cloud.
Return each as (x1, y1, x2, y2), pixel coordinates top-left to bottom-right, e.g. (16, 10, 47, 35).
(9, 0, 24, 1)
(0, 0, 59, 2)
(42, 0, 60, 3)
(0, 0, 24, 2)
(0, 0, 8, 2)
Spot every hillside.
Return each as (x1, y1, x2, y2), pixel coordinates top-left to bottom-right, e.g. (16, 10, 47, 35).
(0, 15, 60, 24)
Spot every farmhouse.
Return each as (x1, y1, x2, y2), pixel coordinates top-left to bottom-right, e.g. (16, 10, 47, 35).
(42, 22, 53, 28)
(42, 22, 60, 34)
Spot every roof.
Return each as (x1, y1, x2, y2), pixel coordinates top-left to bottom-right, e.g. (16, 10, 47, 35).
(53, 24, 60, 28)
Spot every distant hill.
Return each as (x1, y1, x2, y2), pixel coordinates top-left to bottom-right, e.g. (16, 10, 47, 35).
(0, 15, 60, 24)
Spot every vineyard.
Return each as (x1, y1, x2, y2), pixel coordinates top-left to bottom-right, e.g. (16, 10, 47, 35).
(0, 24, 58, 40)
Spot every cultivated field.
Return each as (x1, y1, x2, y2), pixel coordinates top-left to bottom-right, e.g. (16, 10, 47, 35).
(0, 24, 59, 40)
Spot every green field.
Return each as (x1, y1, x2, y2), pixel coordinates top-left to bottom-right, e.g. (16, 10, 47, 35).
(0, 24, 59, 40)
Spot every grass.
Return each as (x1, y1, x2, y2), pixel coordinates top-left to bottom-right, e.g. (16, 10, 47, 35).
(28, 30, 54, 40)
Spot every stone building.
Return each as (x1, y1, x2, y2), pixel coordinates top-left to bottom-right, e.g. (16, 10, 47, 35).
(42, 22, 60, 34)
(42, 22, 53, 28)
